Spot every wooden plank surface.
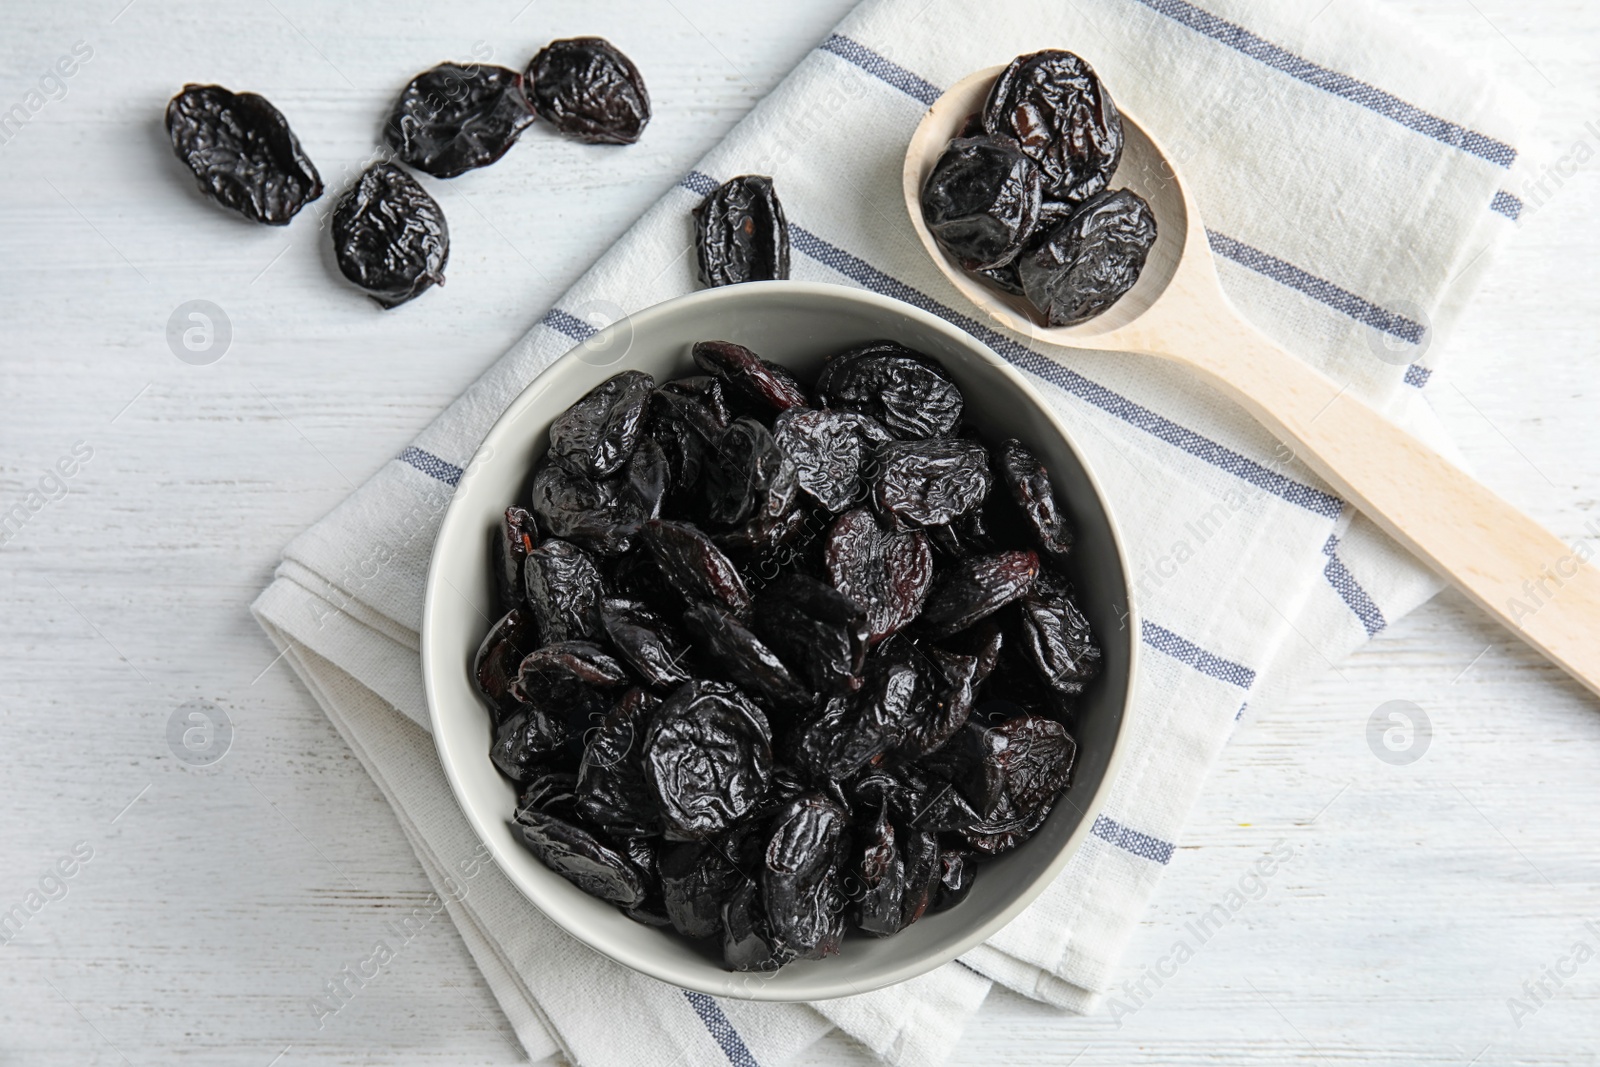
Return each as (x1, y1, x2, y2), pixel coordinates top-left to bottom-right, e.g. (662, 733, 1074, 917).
(0, 1, 1595, 1064)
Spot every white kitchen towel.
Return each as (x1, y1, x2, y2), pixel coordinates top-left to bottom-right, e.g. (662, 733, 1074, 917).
(253, 0, 1532, 1062)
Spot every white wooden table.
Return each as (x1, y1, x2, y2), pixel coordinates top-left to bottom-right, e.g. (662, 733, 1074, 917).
(2, 1, 1596, 1063)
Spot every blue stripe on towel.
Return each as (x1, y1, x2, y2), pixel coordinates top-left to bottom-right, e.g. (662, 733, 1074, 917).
(1092, 814, 1177, 864)
(1141, 620, 1257, 689)
(1322, 534, 1386, 636)
(683, 991, 760, 1067)
(397, 446, 462, 487)
(1490, 190, 1523, 220)
(541, 307, 597, 341)
(820, 33, 941, 105)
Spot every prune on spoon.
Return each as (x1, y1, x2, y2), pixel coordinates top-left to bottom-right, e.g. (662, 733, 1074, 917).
(494, 506, 539, 613)
(525, 37, 651, 145)
(523, 539, 605, 644)
(640, 519, 752, 616)
(384, 63, 536, 178)
(982, 50, 1123, 206)
(549, 370, 655, 480)
(815, 342, 963, 440)
(921, 135, 1043, 271)
(993, 439, 1073, 565)
(1017, 188, 1156, 328)
(752, 575, 868, 696)
(917, 550, 1040, 638)
(824, 509, 935, 644)
(774, 408, 891, 513)
(332, 162, 449, 309)
(873, 438, 993, 528)
(529, 461, 645, 557)
(683, 601, 812, 715)
(762, 793, 850, 959)
(513, 809, 647, 907)
(601, 597, 693, 690)
(694, 176, 791, 288)
(644, 680, 773, 840)
(474, 608, 541, 722)
(691, 341, 808, 414)
(575, 687, 661, 836)
(165, 84, 323, 225)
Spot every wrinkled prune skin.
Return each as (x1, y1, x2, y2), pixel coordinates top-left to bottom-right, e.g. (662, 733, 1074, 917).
(692, 341, 808, 414)
(683, 601, 812, 715)
(816, 342, 963, 440)
(526, 37, 651, 145)
(723, 876, 797, 972)
(762, 794, 850, 959)
(1018, 188, 1156, 328)
(897, 646, 979, 758)
(961, 714, 1076, 854)
(622, 836, 670, 926)
(753, 575, 868, 696)
(575, 687, 660, 836)
(921, 135, 1043, 271)
(549, 370, 655, 480)
(899, 827, 942, 927)
(694, 176, 790, 288)
(917, 550, 1040, 638)
(660, 375, 733, 428)
(704, 418, 798, 530)
(494, 506, 539, 613)
(645, 388, 725, 513)
(626, 436, 670, 521)
(601, 597, 693, 690)
(474, 608, 541, 722)
(644, 680, 773, 840)
(994, 439, 1073, 565)
(873, 439, 993, 528)
(661, 841, 744, 940)
(332, 162, 449, 308)
(516, 770, 580, 822)
(774, 408, 891, 513)
(491, 708, 565, 781)
(530, 462, 645, 557)
(982, 50, 1123, 206)
(384, 63, 536, 178)
(1019, 577, 1102, 697)
(713, 497, 810, 555)
(854, 804, 906, 937)
(789, 654, 918, 780)
(513, 810, 647, 907)
(640, 519, 752, 617)
(166, 84, 323, 225)
(524, 539, 605, 644)
(824, 509, 935, 644)
(940, 616, 1004, 688)
(932, 848, 976, 912)
(890, 764, 982, 833)
(512, 641, 630, 745)
(977, 261, 1026, 296)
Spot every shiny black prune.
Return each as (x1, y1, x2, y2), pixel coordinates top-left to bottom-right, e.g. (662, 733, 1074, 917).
(752, 575, 868, 696)
(529, 461, 645, 557)
(645, 388, 725, 514)
(1017, 188, 1156, 328)
(977, 261, 1025, 296)
(960, 714, 1076, 855)
(993, 439, 1073, 565)
(691, 341, 808, 414)
(515, 770, 580, 822)
(824, 508, 935, 644)
(723, 877, 796, 972)
(493, 506, 539, 613)
(661, 841, 744, 940)
(762, 794, 850, 959)
(549, 370, 655, 480)
(1018, 578, 1102, 697)
(788, 654, 918, 780)
(640, 519, 752, 617)
(703, 418, 799, 530)
(932, 848, 975, 912)
(626, 436, 670, 521)
(694, 176, 790, 288)
(853, 803, 905, 937)
(512, 641, 630, 745)
(473, 608, 541, 722)
(384, 63, 536, 178)
(575, 687, 660, 836)
(917, 550, 1040, 638)
(332, 162, 449, 309)
(873, 438, 992, 528)
(492, 707, 567, 781)
(601, 597, 693, 690)
(525, 37, 651, 145)
(712, 498, 811, 555)
(622, 836, 670, 926)
(897, 646, 979, 758)
(683, 601, 812, 714)
(815, 342, 963, 439)
(644, 680, 773, 840)
(165, 84, 323, 225)
(983, 50, 1123, 206)
(659, 375, 733, 428)
(773, 408, 891, 513)
(523, 539, 605, 644)
(899, 827, 942, 927)
(921, 135, 1043, 271)
(513, 809, 647, 907)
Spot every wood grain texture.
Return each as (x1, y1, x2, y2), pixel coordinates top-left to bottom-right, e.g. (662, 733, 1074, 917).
(0, 1, 1596, 1065)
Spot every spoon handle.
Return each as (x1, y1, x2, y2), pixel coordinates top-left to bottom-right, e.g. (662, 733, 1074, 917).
(1171, 322, 1600, 699)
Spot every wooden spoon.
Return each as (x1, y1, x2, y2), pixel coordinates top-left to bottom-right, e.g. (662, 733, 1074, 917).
(904, 65, 1600, 700)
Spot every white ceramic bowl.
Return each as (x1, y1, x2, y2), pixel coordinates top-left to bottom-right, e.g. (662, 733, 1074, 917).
(421, 280, 1139, 1001)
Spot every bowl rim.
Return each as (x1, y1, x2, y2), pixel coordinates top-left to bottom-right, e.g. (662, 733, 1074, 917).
(420, 279, 1142, 1000)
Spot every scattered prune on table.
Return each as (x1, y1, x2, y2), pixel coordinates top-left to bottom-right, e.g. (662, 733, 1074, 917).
(982, 50, 1123, 206)
(165, 84, 323, 225)
(917, 550, 1040, 638)
(692, 341, 808, 414)
(525, 37, 651, 145)
(774, 408, 891, 513)
(1017, 188, 1156, 328)
(549, 370, 655, 480)
(703, 418, 798, 530)
(763, 794, 850, 959)
(1018, 576, 1102, 697)
(824, 508, 935, 644)
(644, 680, 773, 840)
(873, 438, 993, 528)
(331, 162, 449, 309)
(683, 601, 812, 714)
(752, 575, 868, 696)
(921, 135, 1043, 271)
(524, 539, 605, 644)
(530, 461, 645, 557)
(575, 687, 661, 836)
(640, 519, 752, 617)
(494, 506, 540, 613)
(816, 342, 964, 439)
(993, 439, 1073, 565)
(694, 176, 791, 288)
(473, 608, 541, 722)
(384, 63, 536, 178)
(853, 803, 905, 937)
(601, 597, 693, 690)
(513, 809, 647, 907)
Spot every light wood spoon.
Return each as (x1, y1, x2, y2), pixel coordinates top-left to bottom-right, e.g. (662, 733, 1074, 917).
(904, 65, 1600, 700)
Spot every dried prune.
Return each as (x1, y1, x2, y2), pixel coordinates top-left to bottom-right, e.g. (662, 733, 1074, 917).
(513, 641, 630, 745)
(683, 601, 811, 714)
(661, 841, 744, 940)
(644, 680, 773, 840)
(993, 439, 1073, 565)
(513, 809, 646, 907)
(549, 371, 655, 480)
(977, 261, 1025, 296)
(575, 687, 660, 836)
(773, 408, 891, 513)
(694, 176, 790, 288)
(921, 135, 1043, 271)
(1017, 188, 1156, 328)
(530, 462, 645, 556)
(723, 877, 796, 972)
(788, 655, 917, 780)
(525, 37, 651, 145)
(898, 646, 979, 758)
(332, 162, 449, 309)
(982, 50, 1122, 206)
(524, 539, 605, 644)
(762, 794, 849, 958)
(473, 608, 541, 722)
(640, 519, 752, 616)
(824, 509, 934, 644)
(691, 341, 808, 414)
(853, 804, 905, 937)
(492, 708, 565, 781)
(646, 388, 725, 513)
(703, 418, 798, 530)
(816, 342, 963, 439)
(932, 848, 975, 911)
(494, 506, 539, 613)
(601, 597, 693, 690)
(384, 63, 535, 178)
(752, 575, 868, 696)
(899, 827, 942, 927)
(165, 84, 322, 225)
(515, 770, 580, 822)
(626, 437, 670, 521)
(1018, 581, 1102, 696)
(961, 714, 1076, 854)
(917, 550, 1039, 638)
(873, 438, 992, 528)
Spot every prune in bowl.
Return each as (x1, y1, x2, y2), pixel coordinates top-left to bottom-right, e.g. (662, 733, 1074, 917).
(422, 281, 1137, 1000)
